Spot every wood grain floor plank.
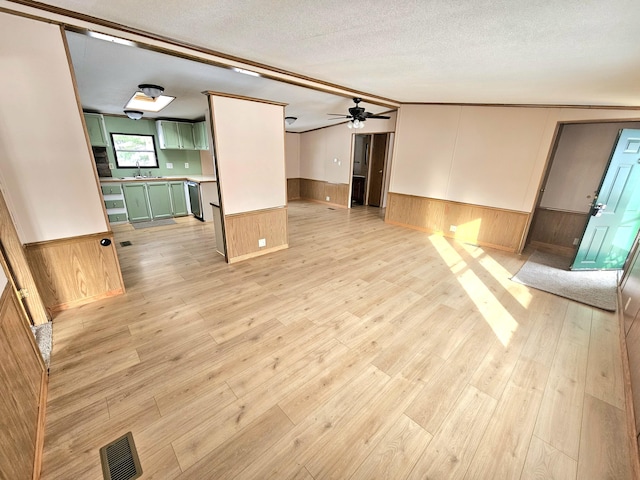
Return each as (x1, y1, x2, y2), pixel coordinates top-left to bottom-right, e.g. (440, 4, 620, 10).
(577, 394, 632, 480)
(406, 385, 497, 480)
(39, 203, 636, 480)
(349, 414, 432, 480)
(521, 436, 577, 480)
(585, 309, 625, 410)
(465, 358, 549, 480)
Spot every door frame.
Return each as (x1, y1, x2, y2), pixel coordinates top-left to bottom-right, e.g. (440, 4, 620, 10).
(348, 131, 393, 209)
(523, 119, 640, 277)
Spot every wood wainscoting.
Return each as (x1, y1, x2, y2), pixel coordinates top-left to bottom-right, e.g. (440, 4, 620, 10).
(527, 207, 589, 257)
(385, 192, 529, 252)
(224, 206, 288, 263)
(287, 178, 301, 201)
(0, 285, 47, 480)
(25, 232, 124, 313)
(299, 178, 349, 207)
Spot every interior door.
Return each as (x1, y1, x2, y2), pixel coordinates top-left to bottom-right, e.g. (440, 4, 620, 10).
(572, 129, 640, 270)
(367, 134, 388, 207)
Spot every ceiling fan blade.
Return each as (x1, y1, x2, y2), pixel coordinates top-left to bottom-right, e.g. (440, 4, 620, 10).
(328, 113, 348, 116)
(328, 117, 347, 121)
(365, 114, 391, 119)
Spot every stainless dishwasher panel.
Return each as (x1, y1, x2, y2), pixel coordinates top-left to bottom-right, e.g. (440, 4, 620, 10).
(187, 181, 203, 221)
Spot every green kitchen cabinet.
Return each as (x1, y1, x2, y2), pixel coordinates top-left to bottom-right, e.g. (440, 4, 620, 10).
(156, 120, 195, 150)
(169, 181, 188, 216)
(84, 113, 109, 147)
(147, 182, 173, 220)
(123, 184, 151, 222)
(193, 121, 209, 150)
(177, 122, 195, 149)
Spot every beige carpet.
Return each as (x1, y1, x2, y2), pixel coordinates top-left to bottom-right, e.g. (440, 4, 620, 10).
(511, 250, 618, 311)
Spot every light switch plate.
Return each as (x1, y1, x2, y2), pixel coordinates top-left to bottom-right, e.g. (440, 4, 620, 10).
(185, 162, 189, 169)
(166, 162, 173, 169)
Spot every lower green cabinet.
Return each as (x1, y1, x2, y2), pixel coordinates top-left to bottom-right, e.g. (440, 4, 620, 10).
(111, 181, 188, 223)
(169, 182, 188, 216)
(147, 182, 172, 220)
(123, 184, 151, 222)
(108, 213, 127, 223)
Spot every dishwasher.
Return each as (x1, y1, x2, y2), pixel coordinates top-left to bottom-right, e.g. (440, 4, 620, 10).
(187, 181, 203, 221)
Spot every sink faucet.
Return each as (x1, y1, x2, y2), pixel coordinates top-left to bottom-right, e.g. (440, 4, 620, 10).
(135, 160, 141, 177)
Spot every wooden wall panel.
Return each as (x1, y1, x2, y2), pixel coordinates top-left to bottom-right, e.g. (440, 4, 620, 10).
(299, 178, 349, 207)
(224, 207, 288, 263)
(287, 178, 301, 201)
(0, 285, 47, 480)
(528, 208, 589, 257)
(25, 232, 124, 313)
(0, 187, 49, 325)
(385, 192, 529, 252)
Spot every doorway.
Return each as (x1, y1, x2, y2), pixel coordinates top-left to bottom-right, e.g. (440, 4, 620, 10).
(527, 121, 640, 273)
(351, 133, 390, 208)
(572, 129, 640, 270)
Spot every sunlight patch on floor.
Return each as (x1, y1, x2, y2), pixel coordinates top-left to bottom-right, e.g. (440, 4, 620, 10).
(430, 235, 519, 346)
(459, 244, 533, 309)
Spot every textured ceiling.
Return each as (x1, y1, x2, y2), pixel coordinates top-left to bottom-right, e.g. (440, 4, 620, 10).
(66, 32, 390, 132)
(30, 0, 640, 107)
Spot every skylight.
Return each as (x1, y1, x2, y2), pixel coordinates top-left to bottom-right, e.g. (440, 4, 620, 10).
(124, 92, 175, 112)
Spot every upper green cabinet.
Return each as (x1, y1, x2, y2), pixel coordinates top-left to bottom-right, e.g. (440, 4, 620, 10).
(156, 120, 193, 150)
(156, 120, 207, 150)
(84, 113, 109, 147)
(193, 121, 209, 150)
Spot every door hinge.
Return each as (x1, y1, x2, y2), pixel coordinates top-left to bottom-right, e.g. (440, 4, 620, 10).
(18, 288, 28, 299)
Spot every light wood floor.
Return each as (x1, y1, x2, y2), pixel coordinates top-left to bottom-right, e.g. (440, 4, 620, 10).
(41, 201, 634, 479)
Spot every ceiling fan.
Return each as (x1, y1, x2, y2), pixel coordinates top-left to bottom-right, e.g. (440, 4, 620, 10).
(329, 98, 390, 128)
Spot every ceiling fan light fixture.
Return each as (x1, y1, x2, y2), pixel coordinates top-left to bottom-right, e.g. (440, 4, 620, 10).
(124, 110, 143, 120)
(285, 116, 297, 125)
(138, 84, 164, 99)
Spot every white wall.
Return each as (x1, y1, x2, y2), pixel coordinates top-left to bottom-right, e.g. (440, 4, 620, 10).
(284, 132, 300, 178)
(390, 104, 640, 213)
(0, 12, 108, 243)
(0, 266, 6, 293)
(210, 95, 287, 215)
(299, 112, 397, 184)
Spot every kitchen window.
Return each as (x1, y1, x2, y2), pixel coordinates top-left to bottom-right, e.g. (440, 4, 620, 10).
(111, 133, 159, 168)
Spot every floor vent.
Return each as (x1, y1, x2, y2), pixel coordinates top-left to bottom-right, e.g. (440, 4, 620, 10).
(99, 432, 142, 480)
(120, 241, 132, 247)
(328, 207, 335, 210)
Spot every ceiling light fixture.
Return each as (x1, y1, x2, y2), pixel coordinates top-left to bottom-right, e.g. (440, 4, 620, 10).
(232, 67, 261, 77)
(87, 31, 137, 47)
(138, 84, 164, 99)
(124, 110, 143, 120)
(285, 116, 297, 125)
(348, 119, 365, 129)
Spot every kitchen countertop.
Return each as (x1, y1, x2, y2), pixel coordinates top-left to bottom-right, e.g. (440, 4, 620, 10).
(99, 175, 217, 184)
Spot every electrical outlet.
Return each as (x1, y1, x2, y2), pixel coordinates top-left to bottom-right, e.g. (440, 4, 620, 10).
(325, 196, 330, 201)
(573, 238, 579, 245)
(109, 163, 114, 169)
(449, 225, 457, 232)
(166, 162, 173, 169)
(184, 162, 189, 169)
(258, 238, 266, 248)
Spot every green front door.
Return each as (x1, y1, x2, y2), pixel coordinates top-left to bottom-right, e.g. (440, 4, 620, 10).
(572, 129, 640, 270)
